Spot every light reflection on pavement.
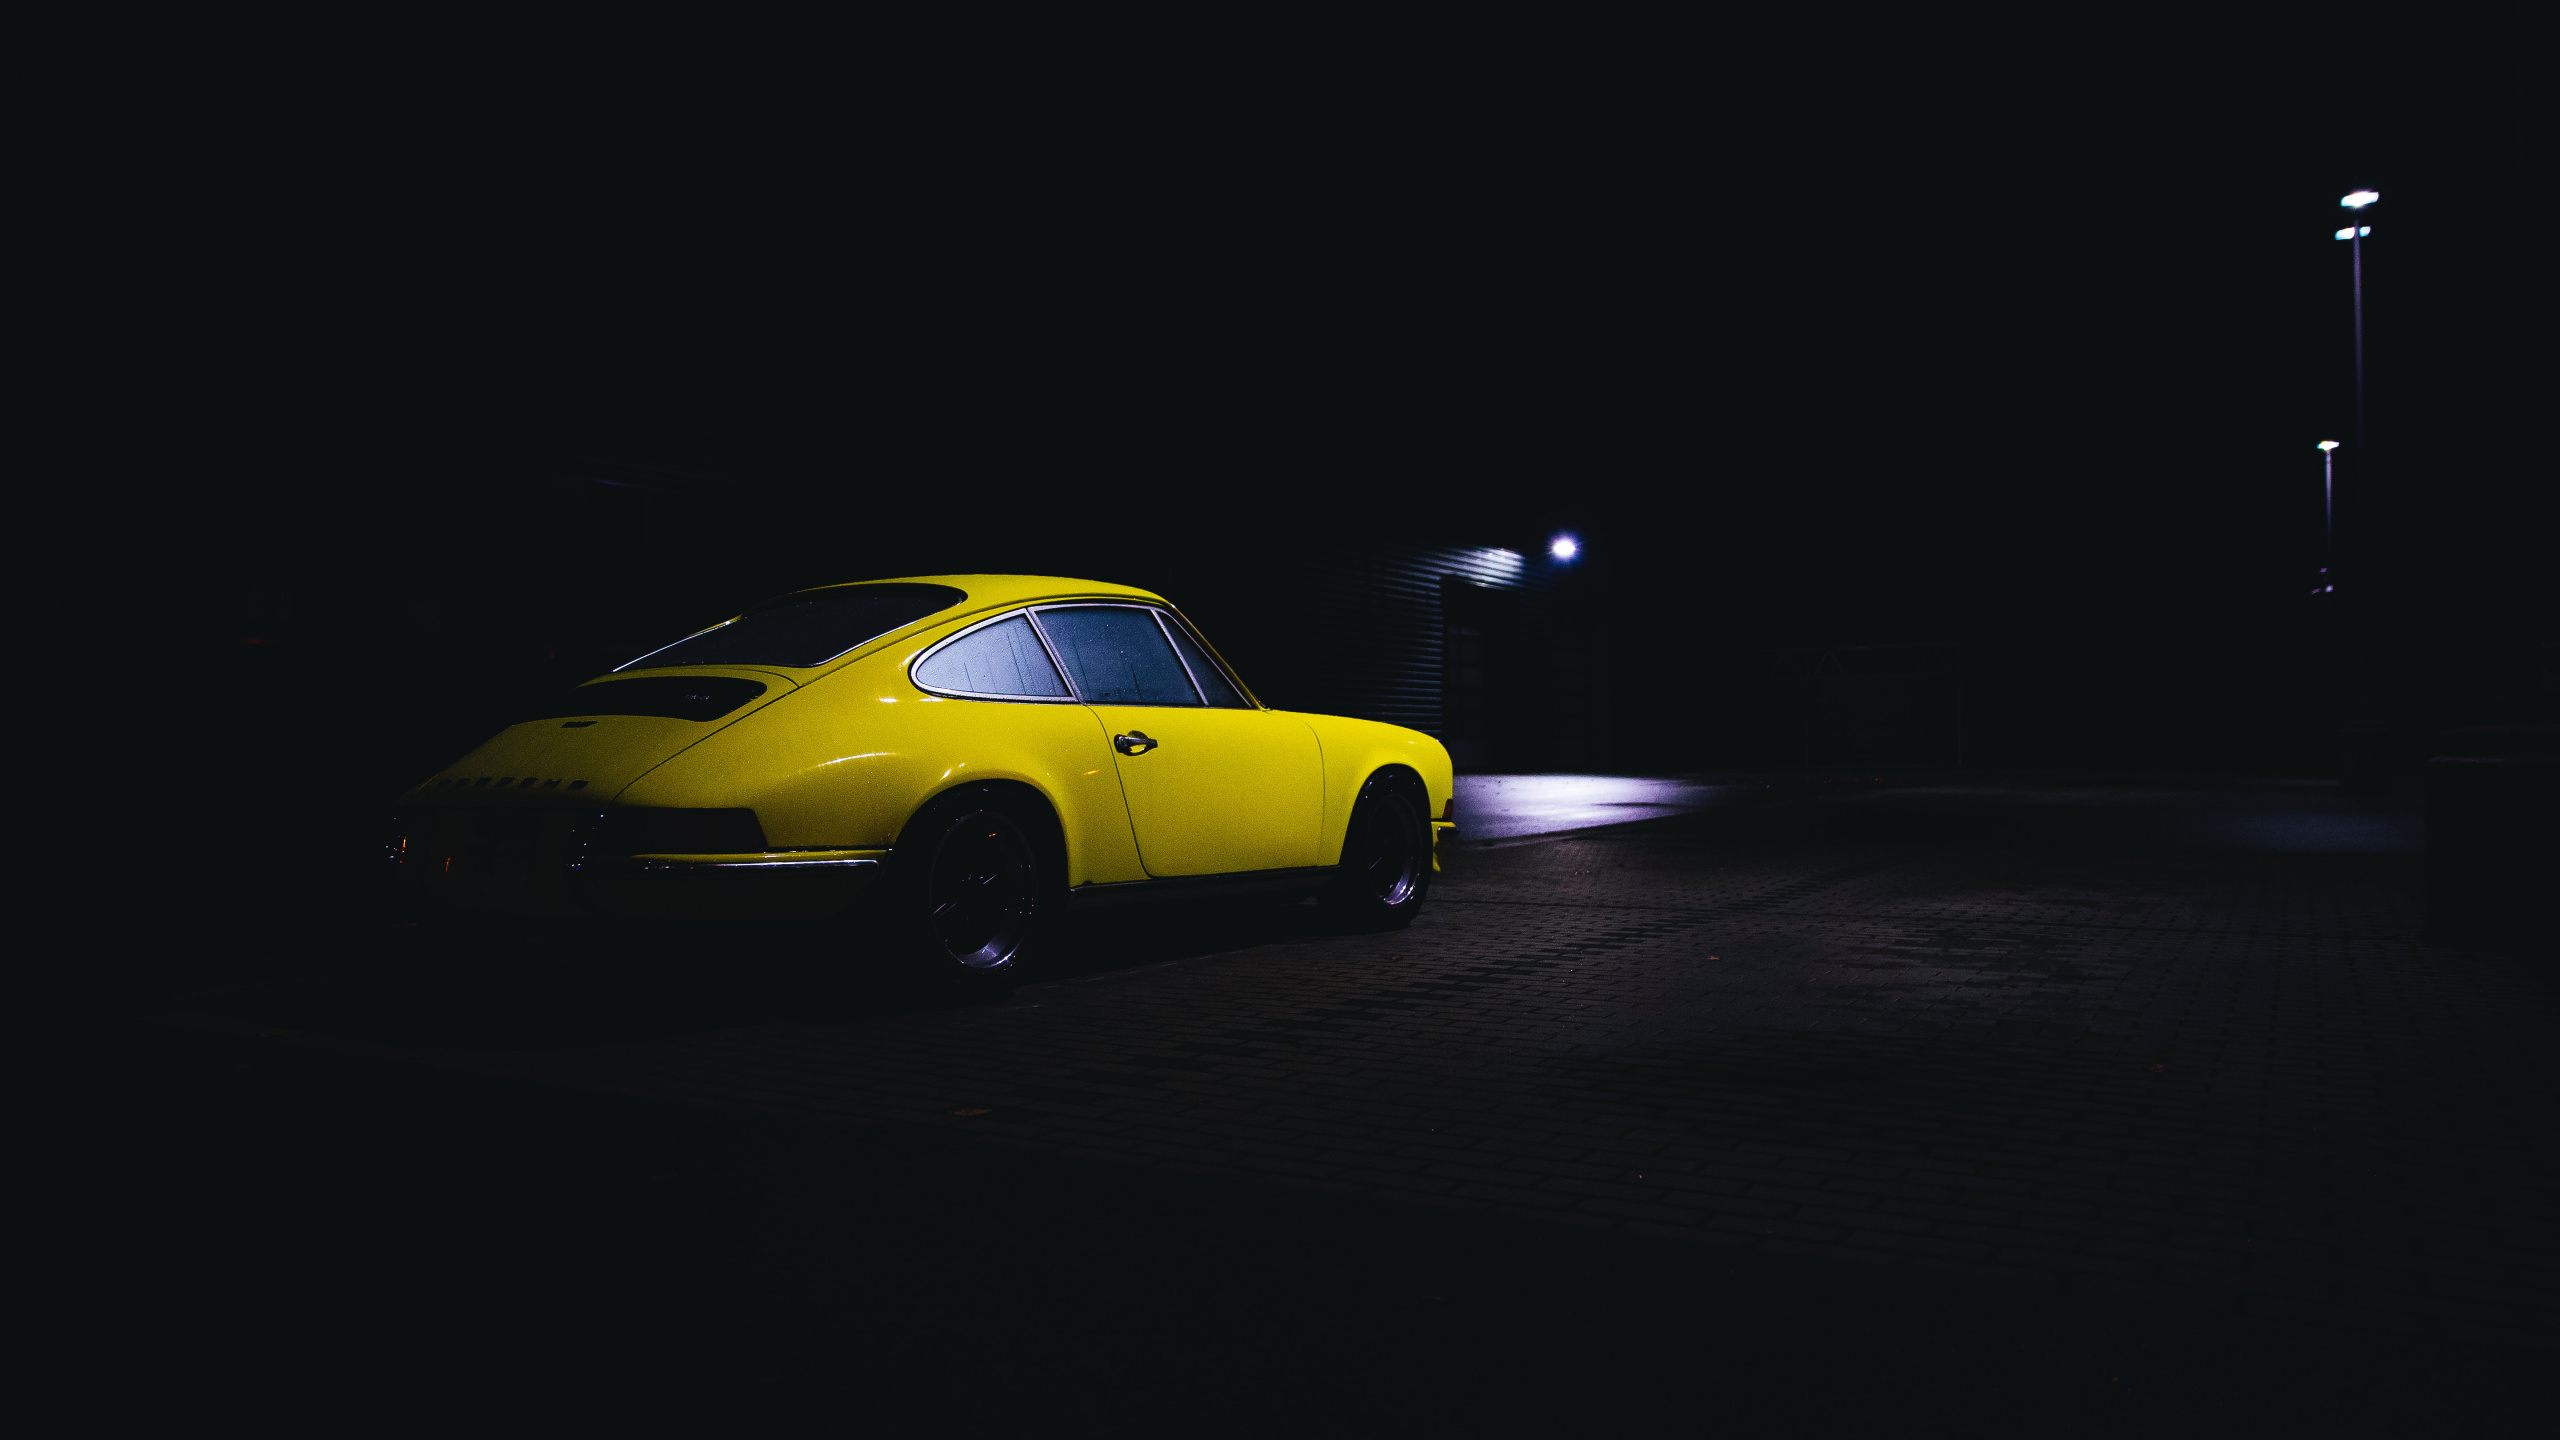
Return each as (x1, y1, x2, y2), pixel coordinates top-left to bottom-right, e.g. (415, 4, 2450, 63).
(1452, 774, 1736, 842)
(1453, 774, 2423, 854)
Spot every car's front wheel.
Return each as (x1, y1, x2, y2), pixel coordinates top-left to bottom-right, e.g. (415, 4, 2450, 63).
(1320, 770, 1432, 931)
(883, 785, 1057, 988)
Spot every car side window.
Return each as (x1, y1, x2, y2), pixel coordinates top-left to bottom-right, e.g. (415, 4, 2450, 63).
(1159, 617, 1253, 709)
(912, 614, 1071, 698)
(1036, 606, 1202, 706)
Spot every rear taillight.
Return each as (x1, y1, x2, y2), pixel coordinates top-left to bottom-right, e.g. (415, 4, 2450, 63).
(386, 811, 434, 869)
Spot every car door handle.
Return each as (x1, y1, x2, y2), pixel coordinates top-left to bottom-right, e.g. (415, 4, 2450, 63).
(1114, 731, 1158, 756)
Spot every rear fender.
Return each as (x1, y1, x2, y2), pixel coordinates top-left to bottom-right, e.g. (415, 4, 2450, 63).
(613, 659, 1147, 887)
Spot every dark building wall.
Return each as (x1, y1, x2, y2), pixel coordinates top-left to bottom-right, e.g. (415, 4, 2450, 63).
(1141, 542, 1606, 773)
(1682, 645, 1967, 770)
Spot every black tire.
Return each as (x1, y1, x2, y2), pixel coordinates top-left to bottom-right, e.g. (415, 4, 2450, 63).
(881, 785, 1061, 989)
(1320, 770, 1432, 931)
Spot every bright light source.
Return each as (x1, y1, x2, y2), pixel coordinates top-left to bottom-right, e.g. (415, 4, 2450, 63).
(2340, 190, 2380, 209)
(2317, 440, 2339, 451)
(2334, 227, 2355, 240)
(2358, 225, 2370, 236)
(1549, 535, 1579, 561)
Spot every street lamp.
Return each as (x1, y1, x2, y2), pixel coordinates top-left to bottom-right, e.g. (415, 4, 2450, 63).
(2314, 441, 2339, 595)
(2334, 190, 2377, 463)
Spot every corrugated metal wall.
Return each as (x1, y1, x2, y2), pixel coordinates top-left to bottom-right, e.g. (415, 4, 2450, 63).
(1158, 540, 1600, 771)
(1280, 544, 1542, 735)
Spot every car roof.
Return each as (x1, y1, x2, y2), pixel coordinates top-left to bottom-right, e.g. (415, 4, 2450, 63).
(781, 575, 1170, 611)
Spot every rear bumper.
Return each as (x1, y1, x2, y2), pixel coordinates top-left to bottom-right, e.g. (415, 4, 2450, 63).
(390, 807, 886, 921)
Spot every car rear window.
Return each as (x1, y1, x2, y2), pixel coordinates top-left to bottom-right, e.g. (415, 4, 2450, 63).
(620, 583, 966, 670)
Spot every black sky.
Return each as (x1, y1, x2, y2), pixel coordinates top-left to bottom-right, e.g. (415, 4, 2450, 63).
(77, 5, 2546, 770)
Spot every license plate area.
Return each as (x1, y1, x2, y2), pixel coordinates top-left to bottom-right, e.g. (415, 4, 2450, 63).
(463, 810, 541, 894)
(396, 808, 581, 913)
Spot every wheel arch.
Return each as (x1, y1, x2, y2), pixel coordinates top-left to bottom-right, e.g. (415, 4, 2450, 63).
(1324, 761, 1430, 864)
(1357, 761, 1431, 806)
(899, 776, 1072, 889)
(1293, 714, 1454, 866)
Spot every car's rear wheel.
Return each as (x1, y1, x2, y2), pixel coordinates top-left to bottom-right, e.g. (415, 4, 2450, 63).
(883, 786, 1058, 988)
(1320, 770, 1431, 931)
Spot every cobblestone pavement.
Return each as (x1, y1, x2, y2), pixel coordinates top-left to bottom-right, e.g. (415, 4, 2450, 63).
(293, 810, 2556, 1346)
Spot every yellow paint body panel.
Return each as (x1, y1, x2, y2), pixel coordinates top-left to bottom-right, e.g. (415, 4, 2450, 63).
(414, 666, 801, 806)
(1288, 711, 1459, 863)
(399, 575, 1453, 918)
(1089, 705, 1324, 875)
(626, 684, 1146, 885)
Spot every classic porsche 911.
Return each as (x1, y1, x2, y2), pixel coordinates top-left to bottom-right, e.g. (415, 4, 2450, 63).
(391, 576, 1455, 980)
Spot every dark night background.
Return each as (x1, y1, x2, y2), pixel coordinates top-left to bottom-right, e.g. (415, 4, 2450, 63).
(60, 7, 2546, 859)
(35, 10, 2556, 1425)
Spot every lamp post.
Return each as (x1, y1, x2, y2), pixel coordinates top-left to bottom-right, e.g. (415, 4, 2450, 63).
(2333, 190, 2378, 575)
(2326, 194, 2383, 780)
(2314, 441, 2339, 595)
(2335, 190, 2377, 432)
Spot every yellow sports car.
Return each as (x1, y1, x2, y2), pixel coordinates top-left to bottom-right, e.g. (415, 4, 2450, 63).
(391, 576, 1456, 979)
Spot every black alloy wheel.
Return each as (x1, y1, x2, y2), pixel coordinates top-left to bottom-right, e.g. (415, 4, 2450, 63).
(1323, 772, 1431, 929)
(921, 806, 1043, 971)
(881, 786, 1058, 987)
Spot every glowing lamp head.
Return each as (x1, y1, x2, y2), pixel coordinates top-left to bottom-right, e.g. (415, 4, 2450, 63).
(2340, 190, 2380, 209)
(2317, 440, 2339, 451)
(1548, 535, 1579, 561)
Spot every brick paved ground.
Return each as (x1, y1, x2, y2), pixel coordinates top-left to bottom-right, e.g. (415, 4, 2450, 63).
(264, 800, 2553, 1346)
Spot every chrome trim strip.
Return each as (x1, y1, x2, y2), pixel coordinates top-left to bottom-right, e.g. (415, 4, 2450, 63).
(1149, 608, 1212, 706)
(908, 608, 1083, 704)
(617, 585, 971, 673)
(595, 857, 882, 873)
(1024, 601, 1262, 710)
(1067, 865, 1337, 910)
(905, 598, 1261, 712)
(1026, 602, 1179, 706)
(1018, 606, 1075, 697)
(614, 618, 739, 672)
(1151, 604, 1263, 711)
(690, 858, 881, 871)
